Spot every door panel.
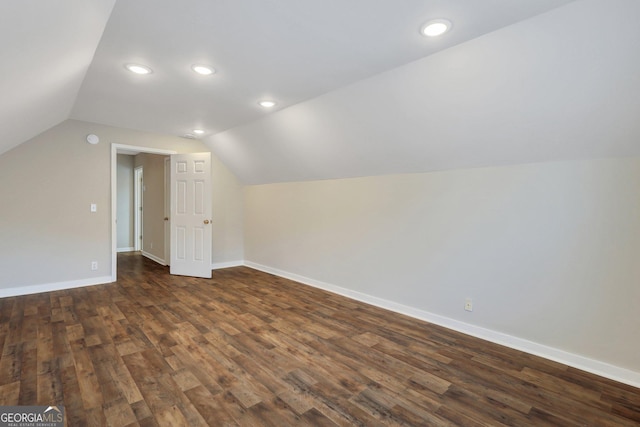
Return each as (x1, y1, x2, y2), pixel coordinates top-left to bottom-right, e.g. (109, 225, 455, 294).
(170, 152, 212, 278)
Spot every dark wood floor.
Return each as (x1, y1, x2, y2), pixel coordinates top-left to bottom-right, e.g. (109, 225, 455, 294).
(0, 253, 638, 426)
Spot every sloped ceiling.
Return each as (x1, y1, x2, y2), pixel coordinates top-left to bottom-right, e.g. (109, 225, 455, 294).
(208, 0, 640, 184)
(0, 0, 116, 155)
(69, 0, 573, 140)
(5, 0, 639, 185)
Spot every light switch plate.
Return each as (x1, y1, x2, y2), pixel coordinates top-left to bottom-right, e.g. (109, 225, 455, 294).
(90, 203, 97, 212)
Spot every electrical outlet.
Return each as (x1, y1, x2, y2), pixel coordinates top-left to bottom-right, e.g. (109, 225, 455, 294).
(464, 298, 473, 312)
(91, 261, 98, 271)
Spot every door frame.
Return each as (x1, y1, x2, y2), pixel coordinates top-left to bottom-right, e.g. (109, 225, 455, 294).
(111, 144, 177, 282)
(133, 166, 143, 251)
(164, 157, 171, 265)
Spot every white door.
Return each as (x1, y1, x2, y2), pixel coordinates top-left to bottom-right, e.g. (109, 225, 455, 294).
(170, 152, 212, 278)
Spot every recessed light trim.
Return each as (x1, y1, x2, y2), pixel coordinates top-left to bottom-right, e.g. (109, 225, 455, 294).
(258, 100, 276, 108)
(421, 19, 452, 37)
(125, 63, 153, 75)
(191, 65, 215, 75)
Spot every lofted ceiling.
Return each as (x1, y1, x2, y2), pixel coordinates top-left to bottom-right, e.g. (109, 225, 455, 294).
(0, 0, 116, 155)
(69, 0, 575, 139)
(4, 0, 639, 185)
(208, 0, 640, 184)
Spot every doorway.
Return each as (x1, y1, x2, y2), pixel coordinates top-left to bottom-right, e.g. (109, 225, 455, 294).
(111, 144, 177, 282)
(112, 145, 213, 280)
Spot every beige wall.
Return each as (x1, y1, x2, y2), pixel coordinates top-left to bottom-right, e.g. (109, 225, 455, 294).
(211, 153, 244, 265)
(116, 154, 134, 250)
(0, 119, 244, 290)
(244, 157, 640, 374)
(0, 121, 111, 287)
(134, 153, 167, 261)
(5, 117, 637, 380)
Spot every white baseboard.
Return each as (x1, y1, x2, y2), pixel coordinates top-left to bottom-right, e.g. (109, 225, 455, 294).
(141, 253, 243, 270)
(5, 257, 638, 389)
(212, 260, 244, 270)
(141, 251, 166, 266)
(0, 276, 113, 298)
(117, 247, 135, 253)
(244, 260, 640, 389)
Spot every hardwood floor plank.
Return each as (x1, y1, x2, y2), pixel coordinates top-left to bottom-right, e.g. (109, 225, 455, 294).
(231, 353, 290, 396)
(169, 343, 225, 395)
(153, 404, 191, 426)
(130, 399, 154, 423)
(36, 357, 64, 404)
(71, 346, 104, 410)
(0, 381, 20, 405)
(276, 388, 315, 415)
(103, 397, 138, 427)
(51, 321, 73, 369)
(299, 407, 339, 427)
(0, 252, 637, 426)
(107, 361, 144, 404)
(18, 340, 37, 405)
(184, 385, 238, 426)
(0, 342, 22, 385)
(60, 363, 87, 426)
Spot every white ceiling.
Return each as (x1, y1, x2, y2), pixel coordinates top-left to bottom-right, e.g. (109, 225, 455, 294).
(208, 0, 640, 184)
(5, 0, 638, 186)
(0, 0, 115, 154)
(69, 0, 574, 140)
(1, 0, 573, 157)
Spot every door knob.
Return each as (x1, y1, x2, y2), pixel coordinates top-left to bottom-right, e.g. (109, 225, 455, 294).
(204, 219, 210, 224)
(164, 217, 169, 221)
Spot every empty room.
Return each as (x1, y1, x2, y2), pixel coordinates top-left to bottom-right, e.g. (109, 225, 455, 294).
(0, 0, 639, 425)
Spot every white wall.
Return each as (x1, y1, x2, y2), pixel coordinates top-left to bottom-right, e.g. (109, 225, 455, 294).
(244, 157, 640, 377)
(116, 154, 134, 250)
(0, 119, 244, 292)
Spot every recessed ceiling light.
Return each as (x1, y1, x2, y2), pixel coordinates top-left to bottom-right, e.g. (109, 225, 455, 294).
(191, 65, 215, 75)
(182, 133, 196, 139)
(193, 129, 205, 135)
(258, 100, 276, 108)
(421, 19, 452, 37)
(125, 63, 153, 75)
